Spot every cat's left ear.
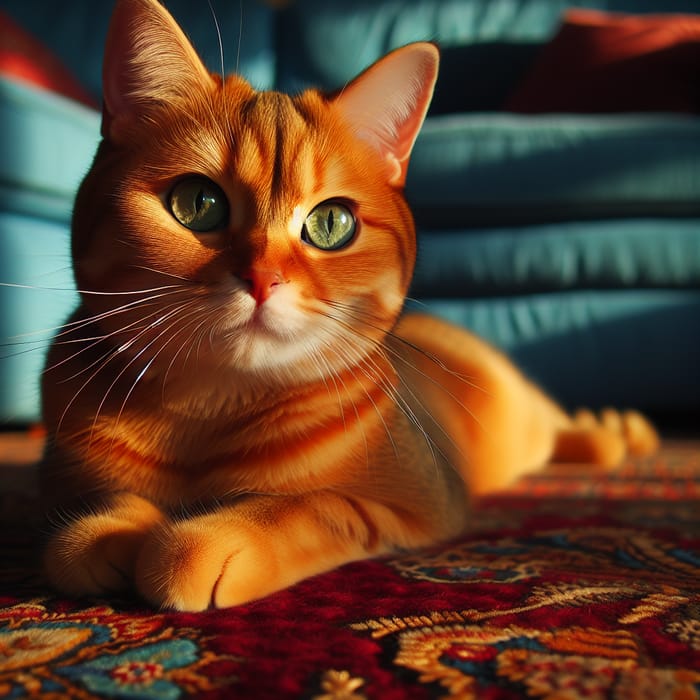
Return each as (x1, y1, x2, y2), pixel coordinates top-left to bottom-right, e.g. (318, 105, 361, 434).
(334, 43, 439, 187)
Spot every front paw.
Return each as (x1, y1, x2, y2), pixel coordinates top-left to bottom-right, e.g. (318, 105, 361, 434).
(135, 518, 278, 612)
(44, 495, 165, 597)
(45, 518, 148, 596)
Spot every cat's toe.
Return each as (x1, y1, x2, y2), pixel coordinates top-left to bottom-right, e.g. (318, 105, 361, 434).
(135, 519, 271, 611)
(135, 522, 227, 611)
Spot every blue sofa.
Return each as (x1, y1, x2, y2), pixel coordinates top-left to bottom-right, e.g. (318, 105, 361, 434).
(1, 0, 699, 423)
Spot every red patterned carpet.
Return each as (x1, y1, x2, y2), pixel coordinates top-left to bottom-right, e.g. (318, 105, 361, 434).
(0, 434, 698, 699)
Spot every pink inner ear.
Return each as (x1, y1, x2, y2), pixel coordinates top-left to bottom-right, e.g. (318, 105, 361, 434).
(335, 43, 439, 186)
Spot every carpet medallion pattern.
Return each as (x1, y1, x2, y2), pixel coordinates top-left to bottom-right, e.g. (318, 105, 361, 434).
(0, 439, 698, 698)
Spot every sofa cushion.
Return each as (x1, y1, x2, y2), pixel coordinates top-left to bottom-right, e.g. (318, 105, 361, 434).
(0, 77, 100, 223)
(414, 289, 700, 412)
(406, 112, 700, 228)
(506, 9, 700, 114)
(276, 0, 573, 94)
(411, 219, 700, 297)
(0, 212, 77, 422)
(276, 0, 700, 94)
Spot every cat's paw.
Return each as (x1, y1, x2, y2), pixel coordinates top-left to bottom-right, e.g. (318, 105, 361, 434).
(135, 518, 276, 611)
(44, 495, 165, 597)
(45, 519, 148, 596)
(554, 408, 660, 468)
(576, 408, 660, 458)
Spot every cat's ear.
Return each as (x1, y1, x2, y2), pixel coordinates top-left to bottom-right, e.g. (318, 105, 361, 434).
(102, 0, 215, 142)
(334, 43, 438, 187)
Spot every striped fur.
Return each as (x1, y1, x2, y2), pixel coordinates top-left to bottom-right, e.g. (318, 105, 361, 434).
(40, 0, 659, 610)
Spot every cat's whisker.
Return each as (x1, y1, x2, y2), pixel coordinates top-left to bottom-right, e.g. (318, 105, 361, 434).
(327, 300, 486, 391)
(55, 298, 200, 437)
(360, 345, 446, 477)
(324, 299, 489, 401)
(207, 0, 226, 79)
(89, 299, 210, 448)
(314, 316, 420, 462)
(128, 266, 197, 284)
(49, 321, 152, 380)
(48, 286, 192, 342)
(340, 331, 446, 478)
(46, 294, 195, 378)
(315, 306, 470, 482)
(0, 280, 185, 298)
(160, 313, 217, 402)
(0, 282, 184, 362)
(311, 346, 348, 433)
(56, 344, 120, 437)
(320, 344, 372, 472)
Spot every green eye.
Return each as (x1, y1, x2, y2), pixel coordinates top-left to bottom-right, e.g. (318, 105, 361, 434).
(302, 201, 356, 250)
(169, 176, 229, 232)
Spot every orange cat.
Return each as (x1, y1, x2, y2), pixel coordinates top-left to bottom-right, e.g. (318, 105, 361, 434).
(40, 0, 659, 611)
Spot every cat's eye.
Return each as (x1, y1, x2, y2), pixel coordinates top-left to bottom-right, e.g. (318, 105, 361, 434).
(168, 176, 229, 232)
(302, 201, 356, 251)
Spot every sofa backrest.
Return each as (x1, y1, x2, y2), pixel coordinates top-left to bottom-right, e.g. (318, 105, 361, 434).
(3, 0, 700, 102)
(275, 0, 700, 94)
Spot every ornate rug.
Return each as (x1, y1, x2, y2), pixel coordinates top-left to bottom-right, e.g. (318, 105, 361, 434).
(0, 435, 698, 699)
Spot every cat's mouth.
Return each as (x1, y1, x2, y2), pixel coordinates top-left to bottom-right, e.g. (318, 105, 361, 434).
(216, 283, 307, 347)
(242, 305, 288, 338)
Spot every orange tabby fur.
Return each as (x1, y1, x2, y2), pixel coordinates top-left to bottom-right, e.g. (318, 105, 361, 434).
(40, 0, 659, 611)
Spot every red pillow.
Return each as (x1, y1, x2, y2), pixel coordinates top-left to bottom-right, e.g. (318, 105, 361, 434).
(0, 10, 97, 108)
(506, 9, 700, 114)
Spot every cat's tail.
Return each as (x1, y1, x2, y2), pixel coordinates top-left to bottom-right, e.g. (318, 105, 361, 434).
(551, 408, 660, 468)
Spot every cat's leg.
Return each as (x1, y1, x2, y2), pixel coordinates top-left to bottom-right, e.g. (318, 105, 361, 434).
(44, 493, 165, 596)
(393, 313, 659, 492)
(135, 493, 395, 611)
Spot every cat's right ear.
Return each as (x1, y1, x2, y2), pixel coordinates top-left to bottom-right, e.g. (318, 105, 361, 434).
(101, 0, 215, 142)
(334, 43, 439, 187)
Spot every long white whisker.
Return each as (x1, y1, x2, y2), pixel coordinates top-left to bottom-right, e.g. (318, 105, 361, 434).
(207, 0, 226, 79)
(0, 281, 185, 297)
(315, 303, 475, 479)
(1, 286, 190, 347)
(87, 299, 208, 446)
(45, 295, 193, 378)
(55, 298, 197, 435)
(160, 307, 218, 401)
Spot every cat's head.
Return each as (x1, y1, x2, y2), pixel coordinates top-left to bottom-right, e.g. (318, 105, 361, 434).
(72, 0, 437, 386)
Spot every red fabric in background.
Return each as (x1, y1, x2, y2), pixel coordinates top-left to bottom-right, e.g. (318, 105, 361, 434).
(0, 10, 97, 108)
(507, 9, 700, 114)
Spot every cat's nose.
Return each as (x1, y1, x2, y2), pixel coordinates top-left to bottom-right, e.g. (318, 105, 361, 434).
(241, 267, 284, 306)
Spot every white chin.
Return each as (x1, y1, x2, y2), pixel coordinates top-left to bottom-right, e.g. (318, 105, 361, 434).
(218, 296, 315, 373)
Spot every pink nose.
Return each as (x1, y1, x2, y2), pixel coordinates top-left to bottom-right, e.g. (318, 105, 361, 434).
(241, 268, 284, 306)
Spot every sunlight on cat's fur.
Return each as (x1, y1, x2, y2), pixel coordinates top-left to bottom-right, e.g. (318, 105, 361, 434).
(39, 0, 659, 611)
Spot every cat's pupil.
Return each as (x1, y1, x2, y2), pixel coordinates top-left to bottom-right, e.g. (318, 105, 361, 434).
(327, 209, 334, 233)
(195, 190, 205, 213)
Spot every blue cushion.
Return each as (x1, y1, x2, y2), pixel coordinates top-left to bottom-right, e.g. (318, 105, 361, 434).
(414, 289, 700, 412)
(412, 219, 700, 295)
(0, 78, 100, 223)
(0, 213, 77, 422)
(276, 0, 700, 94)
(407, 113, 700, 228)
